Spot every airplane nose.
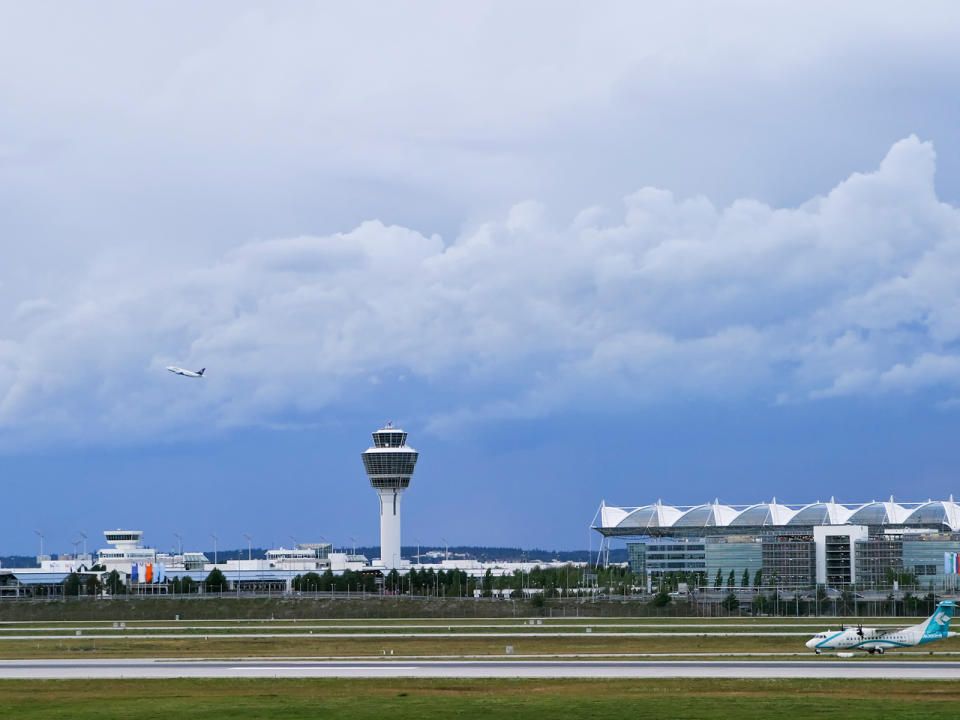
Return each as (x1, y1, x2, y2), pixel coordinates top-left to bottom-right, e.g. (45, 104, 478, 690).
(805, 638, 816, 648)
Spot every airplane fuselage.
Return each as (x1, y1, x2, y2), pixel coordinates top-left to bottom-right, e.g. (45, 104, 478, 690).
(166, 366, 205, 378)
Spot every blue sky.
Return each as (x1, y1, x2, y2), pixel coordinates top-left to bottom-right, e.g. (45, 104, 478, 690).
(3, 2, 960, 556)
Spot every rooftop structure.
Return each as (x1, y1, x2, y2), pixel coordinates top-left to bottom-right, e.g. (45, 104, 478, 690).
(595, 498, 960, 537)
(361, 423, 419, 569)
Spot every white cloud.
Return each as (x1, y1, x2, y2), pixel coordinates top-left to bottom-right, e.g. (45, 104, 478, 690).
(1, 136, 960, 445)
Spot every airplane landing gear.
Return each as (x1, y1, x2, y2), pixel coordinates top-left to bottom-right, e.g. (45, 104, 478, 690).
(877, 647, 885, 655)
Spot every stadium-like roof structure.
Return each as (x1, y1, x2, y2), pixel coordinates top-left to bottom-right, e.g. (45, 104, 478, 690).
(594, 497, 960, 536)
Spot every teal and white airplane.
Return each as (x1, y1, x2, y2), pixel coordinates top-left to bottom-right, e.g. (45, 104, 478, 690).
(806, 600, 956, 655)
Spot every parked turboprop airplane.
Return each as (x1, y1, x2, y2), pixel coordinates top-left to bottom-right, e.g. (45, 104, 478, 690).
(166, 366, 205, 378)
(806, 600, 955, 654)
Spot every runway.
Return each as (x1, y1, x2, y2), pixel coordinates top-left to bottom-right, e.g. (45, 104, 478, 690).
(2, 658, 959, 679)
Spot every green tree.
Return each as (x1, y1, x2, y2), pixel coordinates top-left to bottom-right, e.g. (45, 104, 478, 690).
(726, 569, 736, 588)
(85, 574, 102, 597)
(721, 592, 739, 612)
(63, 573, 82, 597)
(293, 572, 322, 591)
(753, 569, 763, 587)
(318, 569, 335, 591)
(205, 567, 229, 592)
(741, 569, 750, 587)
(530, 592, 546, 610)
(482, 569, 493, 598)
(104, 570, 125, 595)
(714, 568, 723, 588)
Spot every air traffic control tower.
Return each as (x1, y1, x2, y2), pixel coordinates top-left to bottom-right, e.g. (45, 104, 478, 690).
(361, 423, 419, 569)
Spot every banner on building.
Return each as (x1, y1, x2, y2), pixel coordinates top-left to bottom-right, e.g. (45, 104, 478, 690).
(944, 552, 960, 574)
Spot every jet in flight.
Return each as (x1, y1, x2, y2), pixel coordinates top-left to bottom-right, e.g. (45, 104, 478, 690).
(806, 600, 955, 654)
(166, 366, 205, 378)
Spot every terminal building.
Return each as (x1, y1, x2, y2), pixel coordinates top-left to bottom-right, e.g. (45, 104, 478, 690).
(597, 498, 960, 590)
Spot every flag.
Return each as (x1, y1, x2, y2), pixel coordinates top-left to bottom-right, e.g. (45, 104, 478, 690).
(145, 563, 153, 583)
(157, 563, 166, 583)
(131, 564, 138, 582)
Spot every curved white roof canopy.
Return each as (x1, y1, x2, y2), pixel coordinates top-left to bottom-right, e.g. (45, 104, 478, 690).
(618, 503, 683, 529)
(674, 502, 739, 527)
(786, 501, 853, 526)
(905, 500, 960, 529)
(596, 498, 960, 533)
(847, 500, 909, 526)
(729, 500, 797, 527)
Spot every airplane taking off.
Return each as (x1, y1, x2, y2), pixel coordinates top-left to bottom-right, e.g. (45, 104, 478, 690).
(166, 366, 205, 378)
(806, 600, 955, 655)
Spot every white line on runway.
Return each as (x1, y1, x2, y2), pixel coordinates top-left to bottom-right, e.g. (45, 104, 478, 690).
(231, 666, 419, 672)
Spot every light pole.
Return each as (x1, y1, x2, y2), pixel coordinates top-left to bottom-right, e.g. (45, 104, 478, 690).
(174, 532, 182, 557)
(349, 536, 357, 556)
(79, 531, 88, 557)
(414, 537, 420, 565)
(34, 530, 44, 561)
(243, 533, 253, 561)
(441, 537, 448, 562)
(210, 533, 218, 565)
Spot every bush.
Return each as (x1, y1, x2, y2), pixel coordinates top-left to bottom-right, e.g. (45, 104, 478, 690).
(650, 591, 672, 607)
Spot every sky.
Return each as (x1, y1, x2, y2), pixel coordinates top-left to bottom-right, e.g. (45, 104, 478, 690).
(3, 2, 960, 556)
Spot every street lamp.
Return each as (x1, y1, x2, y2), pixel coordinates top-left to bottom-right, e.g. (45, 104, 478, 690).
(34, 530, 44, 561)
(210, 533, 219, 565)
(173, 532, 182, 556)
(243, 533, 253, 561)
(79, 530, 88, 557)
(349, 536, 357, 556)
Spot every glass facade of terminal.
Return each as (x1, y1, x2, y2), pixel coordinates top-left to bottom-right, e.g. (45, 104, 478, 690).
(903, 537, 960, 588)
(704, 537, 762, 583)
(854, 538, 903, 586)
(624, 530, 960, 589)
(761, 532, 815, 587)
(626, 540, 706, 576)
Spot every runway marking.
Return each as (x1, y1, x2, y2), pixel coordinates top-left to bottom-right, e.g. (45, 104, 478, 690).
(231, 665, 419, 672)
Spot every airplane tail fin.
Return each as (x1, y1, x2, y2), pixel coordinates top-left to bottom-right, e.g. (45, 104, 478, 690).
(198, 368, 205, 376)
(922, 600, 955, 639)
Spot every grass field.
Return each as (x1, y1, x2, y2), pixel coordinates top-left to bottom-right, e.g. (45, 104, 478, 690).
(2, 613, 960, 659)
(1, 678, 959, 719)
(2, 631, 960, 659)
